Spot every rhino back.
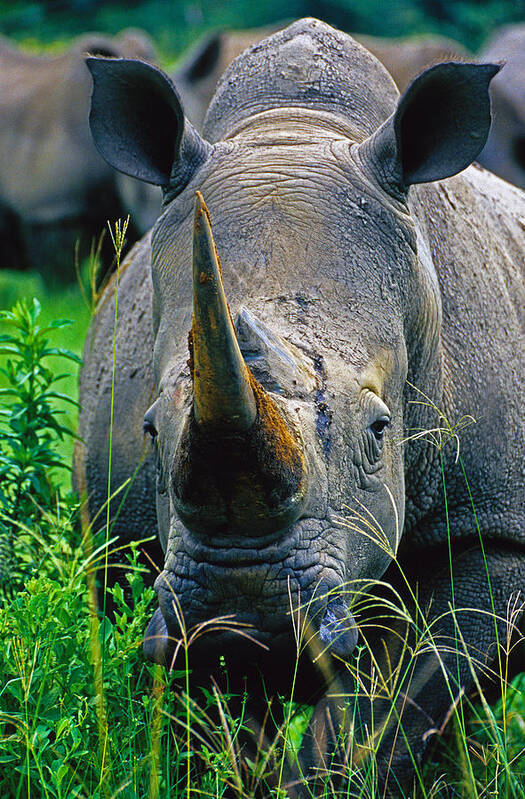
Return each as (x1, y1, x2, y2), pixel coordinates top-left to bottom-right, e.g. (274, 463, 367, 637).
(405, 166, 525, 546)
(204, 18, 398, 143)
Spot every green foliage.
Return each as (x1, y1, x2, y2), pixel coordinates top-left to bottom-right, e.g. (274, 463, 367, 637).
(0, 272, 91, 470)
(0, 551, 164, 799)
(0, 298, 80, 592)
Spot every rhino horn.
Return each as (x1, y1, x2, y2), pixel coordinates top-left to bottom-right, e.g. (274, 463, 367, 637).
(190, 191, 257, 430)
(176, 193, 307, 537)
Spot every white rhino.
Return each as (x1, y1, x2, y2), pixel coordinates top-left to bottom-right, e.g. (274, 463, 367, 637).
(78, 19, 524, 794)
(118, 26, 467, 236)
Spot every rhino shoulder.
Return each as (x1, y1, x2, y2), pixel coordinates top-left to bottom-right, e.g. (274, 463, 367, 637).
(79, 231, 154, 431)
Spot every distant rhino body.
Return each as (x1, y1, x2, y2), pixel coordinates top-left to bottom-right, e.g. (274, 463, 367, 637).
(478, 24, 525, 190)
(0, 30, 155, 276)
(355, 32, 467, 90)
(78, 20, 525, 793)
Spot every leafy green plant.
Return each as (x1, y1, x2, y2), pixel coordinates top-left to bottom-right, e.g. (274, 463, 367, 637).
(0, 298, 80, 592)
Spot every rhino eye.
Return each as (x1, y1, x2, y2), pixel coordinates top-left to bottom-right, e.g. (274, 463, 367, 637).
(143, 419, 157, 439)
(143, 407, 158, 439)
(369, 417, 390, 442)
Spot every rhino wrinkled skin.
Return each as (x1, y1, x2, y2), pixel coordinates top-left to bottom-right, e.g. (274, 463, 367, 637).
(78, 19, 525, 794)
(119, 26, 467, 236)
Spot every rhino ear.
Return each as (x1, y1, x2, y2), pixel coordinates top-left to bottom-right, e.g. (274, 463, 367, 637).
(359, 62, 502, 196)
(86, 57, 210, 188)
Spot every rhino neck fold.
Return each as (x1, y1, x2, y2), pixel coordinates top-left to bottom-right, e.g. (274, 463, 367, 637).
(224, 107, 366, 144)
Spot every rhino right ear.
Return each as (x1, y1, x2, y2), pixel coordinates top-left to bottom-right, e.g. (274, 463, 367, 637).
(358, 61, 501, 197)
(87, 57, 210, 188)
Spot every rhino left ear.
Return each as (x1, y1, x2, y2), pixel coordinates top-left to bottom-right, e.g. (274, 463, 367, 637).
(87, 57, 210, 188)
(359, 61, 501, 196)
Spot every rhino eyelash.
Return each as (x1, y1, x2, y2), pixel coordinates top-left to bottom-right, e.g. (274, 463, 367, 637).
(361, 389, 391, 444)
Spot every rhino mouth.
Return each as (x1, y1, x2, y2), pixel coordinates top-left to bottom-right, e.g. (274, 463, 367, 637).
(177, 518, 304, 565)
(143, 517, 359, 671)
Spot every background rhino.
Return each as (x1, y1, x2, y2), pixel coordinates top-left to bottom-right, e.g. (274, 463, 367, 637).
(355, 32, 468, 90)
(478, 23, 525, 190)
(78, 19, 525, 794)
(0, 29, 155, 277)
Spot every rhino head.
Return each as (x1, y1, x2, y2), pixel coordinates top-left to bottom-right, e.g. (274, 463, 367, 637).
(87, 20, 498, 684)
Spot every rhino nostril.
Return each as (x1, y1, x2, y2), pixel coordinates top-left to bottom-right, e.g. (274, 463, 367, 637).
(319, 600, 359, 661)
(144, 399, 161, 438)
(513, 136, 525, 171)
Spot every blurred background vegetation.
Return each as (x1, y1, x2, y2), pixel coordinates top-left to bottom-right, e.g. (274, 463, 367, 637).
(1, 0, 524, 62)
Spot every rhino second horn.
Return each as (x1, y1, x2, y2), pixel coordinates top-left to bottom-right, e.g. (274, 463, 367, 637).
(191, 191, 257, 430)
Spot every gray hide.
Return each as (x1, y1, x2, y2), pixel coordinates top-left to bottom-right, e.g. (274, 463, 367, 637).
(0, 30, 155, 276)
(478, 24, 525, 190)
(79, 19, 525, 795)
